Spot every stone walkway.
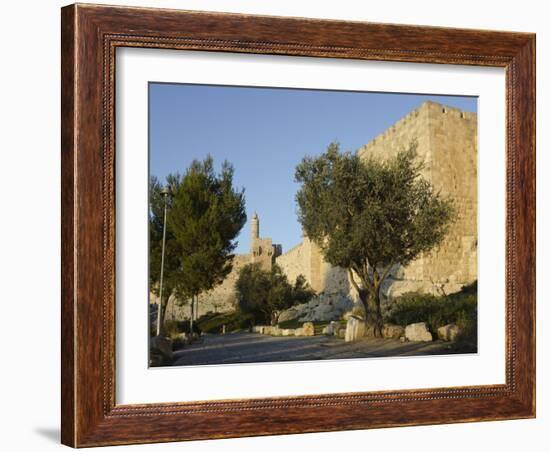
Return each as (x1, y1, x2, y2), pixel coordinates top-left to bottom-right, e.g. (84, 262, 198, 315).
(172, 332, 456, 366)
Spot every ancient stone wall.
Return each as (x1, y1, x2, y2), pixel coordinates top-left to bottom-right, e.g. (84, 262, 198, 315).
(157, 254, 251, 321)
(275, 237, 354, 299)
(357, 101, 477, 296)
(152, 101, 478, 324)
(274, 239, 311, 288)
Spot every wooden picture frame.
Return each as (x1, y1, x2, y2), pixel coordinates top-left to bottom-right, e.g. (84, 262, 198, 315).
(61, 3, 535, 447)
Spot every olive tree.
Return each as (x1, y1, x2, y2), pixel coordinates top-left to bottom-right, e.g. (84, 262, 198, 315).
(295, 142, 455, 336)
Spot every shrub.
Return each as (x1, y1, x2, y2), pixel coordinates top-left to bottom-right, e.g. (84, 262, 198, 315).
(452, 308, 478, 353)
(163, 318, 201, 336)
(196, 311, 255, 334)
(385, 282, 477, 342)
(236, 263, 315, 325)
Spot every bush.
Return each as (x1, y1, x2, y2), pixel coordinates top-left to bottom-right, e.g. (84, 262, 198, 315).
(452, 309, 478, 353)
(163, 319, 201, 337)
(196, 311, 255, 334)
(235, 263, 315, 325)
(385, 281, 477, 347)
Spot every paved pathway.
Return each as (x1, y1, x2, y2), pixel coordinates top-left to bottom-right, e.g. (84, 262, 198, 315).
(172, 332, 455, 366)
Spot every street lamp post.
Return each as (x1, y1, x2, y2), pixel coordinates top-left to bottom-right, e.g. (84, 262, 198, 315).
(156, 187, 170, 336)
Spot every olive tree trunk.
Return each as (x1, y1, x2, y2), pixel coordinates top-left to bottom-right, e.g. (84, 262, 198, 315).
(354, 281, 383, 338)
(363, 287, 383, 337)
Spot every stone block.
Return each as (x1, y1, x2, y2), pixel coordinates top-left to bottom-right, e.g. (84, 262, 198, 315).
(345, 317, 366, 342)
(405, 322, 433, 342)
(382, 324, 405, 340)
(302, 322, 315, 336)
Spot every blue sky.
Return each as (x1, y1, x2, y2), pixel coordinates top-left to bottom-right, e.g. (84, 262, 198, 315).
(149, 83, 477, 255)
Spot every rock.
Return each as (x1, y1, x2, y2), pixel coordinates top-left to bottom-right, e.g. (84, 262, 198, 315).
(382, 324, 405, 340)
(174, 332, 190, 345)
(271, 327, 282, 336)
(405, 322, 433, 342)
(302, 322, 315, 336)
(281, 329, 294, 337)
(323, 321, 338, 336)
(294, 327, 304, 336)
(279, 294, 354, 323)
(338, 328, 346, 339)
(400, 336, 407, 343)
(437, 323, 461, 341)
(150, 336, 173, 363)
(345, 317, 366, 342)
(278, 307, 301, 323)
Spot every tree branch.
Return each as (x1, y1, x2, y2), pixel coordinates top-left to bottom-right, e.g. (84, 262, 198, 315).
(380, 263, 395, 283)
(351, 264, 374, 294)
(347, 268, 361, 295)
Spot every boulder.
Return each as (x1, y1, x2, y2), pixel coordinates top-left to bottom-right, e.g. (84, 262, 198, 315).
(302, 322, 315, 336)
(437, 323, 461, 341)
(382, 324, 405, 340)
(279, 294, 354, 323)
(338, 328, 346, 339)
(281, 329, 294, 337)
(323, 321, 338, 336)
(150, 336, 173, 363)
(294, 327, 304, 336)
(345, 317, 366, 342)
(278, 307, 302, 323)
(405, 322, 433, 342)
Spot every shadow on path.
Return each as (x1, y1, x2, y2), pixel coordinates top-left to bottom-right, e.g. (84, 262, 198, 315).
(172, 333, 457, 366)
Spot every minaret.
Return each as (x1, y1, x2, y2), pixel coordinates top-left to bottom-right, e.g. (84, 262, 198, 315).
(250, 212, 259, 246)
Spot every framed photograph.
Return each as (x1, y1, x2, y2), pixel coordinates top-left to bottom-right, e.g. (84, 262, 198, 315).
(61, 3, 535, 447)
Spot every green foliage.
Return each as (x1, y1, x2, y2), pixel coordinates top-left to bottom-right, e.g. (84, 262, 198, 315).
(196, 311, 255, 334)
(294, 142, 455, 335)
(163, 319, 201, 336)
(453, 310, 478, 353)
(292, 274, 316, 305)
(168, 156, 247, 299)
(385, 281, 477, 352)
(235, 264, 315, 324)
(149, 156, 246, 335)
(149, 176, 184, 334)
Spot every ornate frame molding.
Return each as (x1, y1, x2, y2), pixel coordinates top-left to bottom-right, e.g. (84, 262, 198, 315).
(61, 4, 535, 447)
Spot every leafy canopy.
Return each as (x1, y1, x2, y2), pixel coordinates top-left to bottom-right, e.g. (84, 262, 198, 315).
(236, 263, 315, 324)
(295, 142, 455, 289)
(167, 156, 247, 299)
(149, 174, 182, 300)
